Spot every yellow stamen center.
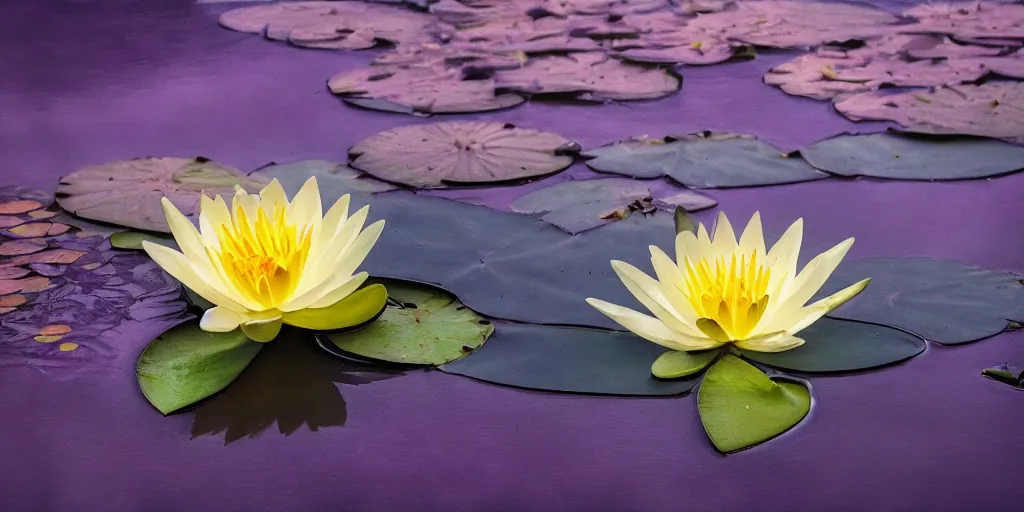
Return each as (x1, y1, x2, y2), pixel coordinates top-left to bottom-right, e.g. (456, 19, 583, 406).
(681, 251, 771, 341)
(210, 201, 313, 309)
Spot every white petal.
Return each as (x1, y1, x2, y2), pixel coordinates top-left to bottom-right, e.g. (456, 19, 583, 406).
(199, 306, 247, 332)
(308, 272, 369, 309)
(762, 237, 855, 331)
(611, 261, 702, 337)
(198, 195, 231, 250)
(586, 298, 724, 351)
(144, 242, 248, 313)
(779, 278, 871, 336)
(674, 230, 702, 266)
(333, 220, 385, 279)
(287, 176, 323, 229)
(160, 198, 205, 264)
(648, 246, 700, 322)
(241, 317, 283, 343)
(710, 211, 738, 257)
(737, 211, 766, 257)
(765, 217, 803, 290)
(696, 223, 713, 256)
(258, 179, 288, 213)
(282, 270, 365, 313)
(320, 194, 351, 242)
(734, 332, 805, 353)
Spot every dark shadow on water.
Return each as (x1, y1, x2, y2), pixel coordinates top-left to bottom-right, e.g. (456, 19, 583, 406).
(190, 327, 406, 444)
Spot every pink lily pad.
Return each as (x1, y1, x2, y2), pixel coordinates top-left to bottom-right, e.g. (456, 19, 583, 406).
(6, 222, 61, 239)
(0, 294, 26, 308)
(11, 249, 88, 266)
(56, 157, 269, 233)
(688, 0, 899, 49)
(764, 46, 989, 101)
(329, 63, 525, 115)
(451, 16, 609, 53)
(220, 1, 439, 50)
(494, 52, 680, 101)
(349, 121, 576, 188)
(617, 39, 736, 65)
(901, 1, 1024, 40)
(0, 216, 25, 228)
(0, 200, 43, 215)
(0, 276, 49, 295)
(904, 35, 1005, 59)
(430, 0, 535, 27)
(0, 266, 30, 280)
(835, 81, 1024, 141)
(0, 239, 47, 256)
(536, 0, 670, 17)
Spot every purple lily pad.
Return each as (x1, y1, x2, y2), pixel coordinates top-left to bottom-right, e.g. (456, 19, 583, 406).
(451, 16, 610, 53)
(0, 239, 47, 256)
(430, 0, 534, 27)
(904, 35, 1005, 59)
(617, 40, 736, 65)
(536, 0, 670, 17)
(764, 46, 989, 101)
(220, 1, 440, 50)
(328, 63, 526, 115)
(494, 52, 680, 101)
(373, 43, 526, 72)
(901, 1, 1024, 40)
(834, 81, 1024, 141)
(56, 157, 269, 233)
(349, 121, 576, 188)
(964, 51, 1024, 79)
(251, 159, 397, 197)
(687, 0, 899, 49)
(508, 177, 717, 234)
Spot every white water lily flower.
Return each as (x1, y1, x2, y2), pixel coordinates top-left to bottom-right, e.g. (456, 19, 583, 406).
(587, 211, 870, 353)
(143, 177, 385, 342)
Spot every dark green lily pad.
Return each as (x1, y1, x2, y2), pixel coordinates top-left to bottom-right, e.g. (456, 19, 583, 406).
(697, 354, 811, 453)
(741, 318, 926, 373)
(509, 178, 717, 233)
(325, 280, 493, 365)
(250, 160, 397, 199)
(109, 231, 177, 250)
(56, 157, 269, 233)
(801, 133, 1024, 181)
(440, 323, 701, 396)
(583, 133, 828, 189)
(137, 319, 263, 415)
(816, 258, 1024, 345)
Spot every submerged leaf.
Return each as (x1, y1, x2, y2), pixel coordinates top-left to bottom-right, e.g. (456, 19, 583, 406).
(137, 320, 263, 415)
(697, 354, 811, 453)
(326, 280, 492, 365)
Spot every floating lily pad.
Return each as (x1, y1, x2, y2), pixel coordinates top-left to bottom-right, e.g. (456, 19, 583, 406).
(651, 349, 720, 379)
(816, 258, 1024, 345)
(901, 1, 1024, 41)
(430, 0, 532, 27)
(440, 323, 701, 396)
(325, 280, 492, 365)
(508, 177, 717, 233)
(329, 64, 526, 115)
(251, 159, 397, 203)
(137, 319, 263, 415)
(0, 239, 47, 256)
(349, 121, 575, 188)
(764, 49, 988, 101)
(742, 318, 926, 373)
(697, 354, 811, 453)
(56, 157, 269, 233)
(904, 35, 1005, 59)
(583, 133, 827, 188)
(11, 249, 86, 266)
(982, 363, 1024, 388)
(801, 133, 1024, 180)
(688, 0, 898, 49)
(220, 1, 438, 50)
(834, 82, 1024, 141)
(617, 41, 736, 66)
(0, 200, 44, 215)
(109, 231, 178, 251)
(494, 53, 681, 101)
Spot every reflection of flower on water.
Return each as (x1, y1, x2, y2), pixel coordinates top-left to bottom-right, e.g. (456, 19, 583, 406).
(0, 186, 186, 371)
(190, 327, 405, 444)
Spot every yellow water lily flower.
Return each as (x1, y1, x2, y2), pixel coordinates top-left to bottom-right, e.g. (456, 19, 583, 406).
(587, 212, 870, 353)
(143, 177, 387, 342)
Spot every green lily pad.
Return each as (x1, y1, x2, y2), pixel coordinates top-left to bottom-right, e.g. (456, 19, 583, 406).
(801, 133, 1024, 181)
(440, 323, 701, 396)
(109, 231, 177, 250)
(982, 363, 1024, 388)
(741, 318, 926, 373)
(325, 280, 493, 365)
(697, 354, 811, 453)
(137, 319, 263, 415)
(651, 349, 720, 379)
(817, 258, 1024, 344)
(509, 178, 717, 234)
(583, 133, 828, 189)
(56, 157, 268, 233)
